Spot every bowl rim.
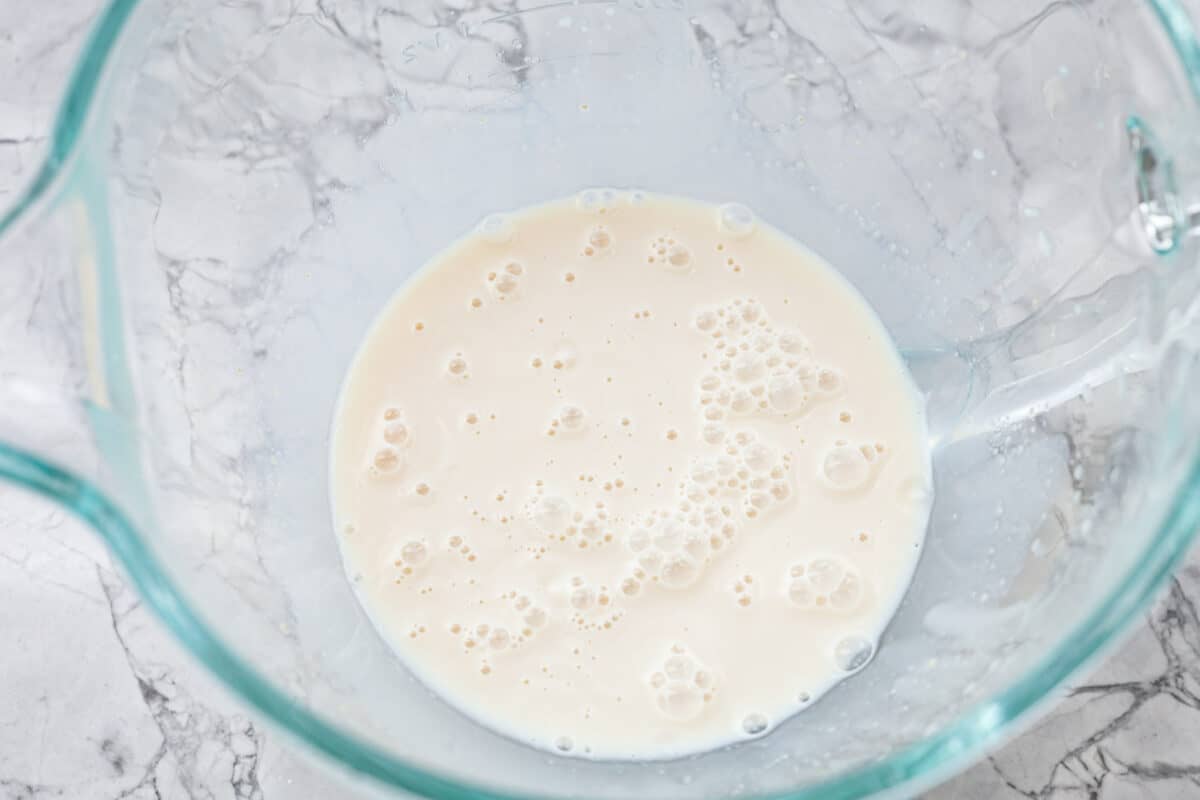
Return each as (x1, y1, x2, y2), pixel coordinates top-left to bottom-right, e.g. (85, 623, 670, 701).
(4, 0, 1200, 798)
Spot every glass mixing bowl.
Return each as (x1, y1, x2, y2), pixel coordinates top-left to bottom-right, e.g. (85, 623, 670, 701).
(4, 0, 1200, 796)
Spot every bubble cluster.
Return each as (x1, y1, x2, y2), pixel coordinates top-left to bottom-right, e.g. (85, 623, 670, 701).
(563, 575, 621, 631)
(391, 537, 429, 580)
(512, 592, 550, 634)
(373, 448, 401, 473)
(445, 533, 478, 562)
(486, 261, 524, 301)
(368, 407, 412, 478)
(693, 298, 844, 419)
(620, 421, 792, 589)
(820, 441, 887, 491)
(647, 235, 691, 272)
(726, 430, 794, 518)
(786, 557, 865, 611)
(449, 617, 518, 659)
(546, 404, 586, 437)
(732, 574, 756, 607)
(551, 345, 576, 371)
(576, 188, 620, 213)
(523, 489, 615, 549)
(527, 494, 571, 535)
(446, 352, 469, 380)
(583, 226, 613, 256)
(647, 644, 716, 721)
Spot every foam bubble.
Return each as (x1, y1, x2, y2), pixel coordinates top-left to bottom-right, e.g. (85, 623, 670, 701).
(558, 405, 585, 431)
(652, 520, 684, 551)
(487, 265, 521, 299)
(787, 557, 864, 612)
(658, 684, 704, 720)
(489, 627, 511, 649)
(577, 188, 620, 213)
(552, 346, 577, 370)
(570, 586, 595, 610)
(578, 516, 602, 539)
(476, 213, 515, 243)
(829, 572, 862, 610)
(373, 447, 402, 473)
(717, 203, 756, 238)
(588, 227, 613, 251)
(776, 332, 809, 355)
(400, 540, 427, 564)
(682, 531, 709, 559)
(383, 422, 410, 445)
(627, 528, 651, 552)
(694, 310, 718, 332)
(806, 558, 845, 593)
(767, 374, 806, 412)
(666, 243, 691, 269)
(821, 443, 881, 490)
(529, 495, 571, 535)
(701, 424, 726, 445)
(554, 736, 575, 753)
(648, 644, 714, 720)
(817, 368, 843, 394)
(743, 443, 772, 472)
(833, 636, 874, 672)
(733, 353, 764, 383)
(660, 555, 699, 588)
(664, 653, 694, 679)
(788, 581, 815, 607)
(741, 713, 769, 735)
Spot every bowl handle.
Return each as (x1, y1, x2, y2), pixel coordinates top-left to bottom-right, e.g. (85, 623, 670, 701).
(0, 155, 150, 529)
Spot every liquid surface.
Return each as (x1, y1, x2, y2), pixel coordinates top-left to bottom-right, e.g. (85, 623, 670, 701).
(331, 191, 931, 759)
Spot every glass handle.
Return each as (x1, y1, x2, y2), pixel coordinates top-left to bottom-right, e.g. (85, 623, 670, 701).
(1127, 115, 1200, 255)
(0, 162, 132, 509)
(1129, 116, 1182, 253)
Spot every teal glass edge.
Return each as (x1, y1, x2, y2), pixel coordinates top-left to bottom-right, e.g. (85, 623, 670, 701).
(1, 0, 1199, 798)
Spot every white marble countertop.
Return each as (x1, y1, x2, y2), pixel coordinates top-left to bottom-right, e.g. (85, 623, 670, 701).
(4, 1, 1200, 797)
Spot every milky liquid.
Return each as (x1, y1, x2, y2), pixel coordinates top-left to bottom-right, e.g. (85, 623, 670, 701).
(330, 191, 932, 759)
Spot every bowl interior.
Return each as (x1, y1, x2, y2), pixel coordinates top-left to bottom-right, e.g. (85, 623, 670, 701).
(58, 0, 1200, 795)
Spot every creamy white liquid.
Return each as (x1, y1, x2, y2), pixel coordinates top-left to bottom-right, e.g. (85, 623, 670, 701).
(331, 191, 931, 759)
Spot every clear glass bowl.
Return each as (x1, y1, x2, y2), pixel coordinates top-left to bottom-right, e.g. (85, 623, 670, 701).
(4, 0, 1200, 797)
